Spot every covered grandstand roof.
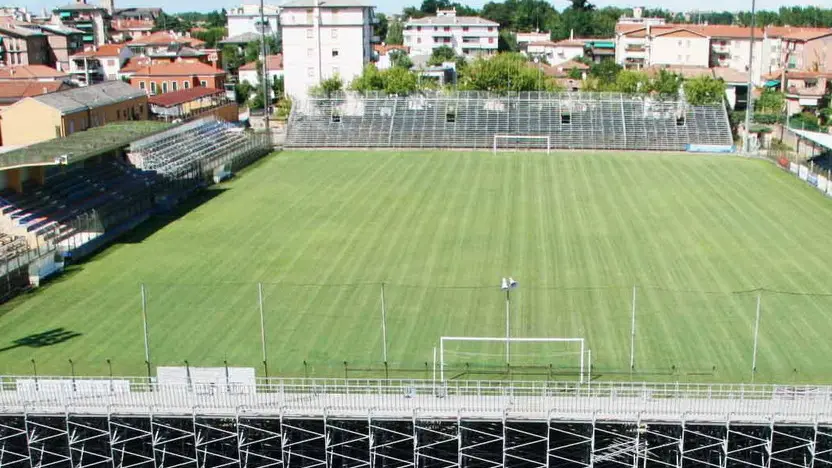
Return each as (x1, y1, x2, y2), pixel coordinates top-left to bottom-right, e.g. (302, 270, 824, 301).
(0, 121, 171, 171)
(793, 129, 832, 152)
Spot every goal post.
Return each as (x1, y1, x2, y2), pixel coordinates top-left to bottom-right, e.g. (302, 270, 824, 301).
(439, 336, 585, 382)
(493, 135, 551, 154)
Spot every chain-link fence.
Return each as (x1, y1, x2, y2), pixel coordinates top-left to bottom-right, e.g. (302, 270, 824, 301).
(63, 282, 826, 383)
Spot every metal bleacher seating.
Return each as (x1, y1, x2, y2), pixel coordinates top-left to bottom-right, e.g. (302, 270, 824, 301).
(129, 117, 269, 180)
(285, 91, 734, 151)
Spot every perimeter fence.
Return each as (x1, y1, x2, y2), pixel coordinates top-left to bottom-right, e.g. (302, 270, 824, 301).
(8, 282, 832, 383)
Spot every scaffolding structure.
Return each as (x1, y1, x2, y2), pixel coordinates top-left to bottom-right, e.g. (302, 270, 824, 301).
(1, 376, 832, 467)
(285, 91, 734, 151)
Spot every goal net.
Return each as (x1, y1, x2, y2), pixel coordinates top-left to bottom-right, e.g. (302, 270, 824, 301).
(439, 337, 586, 381)
(493, 135, 551, 154)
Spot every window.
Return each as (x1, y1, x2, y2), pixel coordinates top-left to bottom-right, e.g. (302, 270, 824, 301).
(331, 28, 338, 38)
(443, 26, 450, 31)
(462, 26, 469, 32)
(561, 113, 571, 124)
(332, 48, 339, 57)
(139, 81, 145, 90)
(417, 38, 421, 44)
(172, 81, 178, 91)
(200, 80, 207, 87)
(307, 48, 314, 56)
(676, 116, 686, 126)
(162, 81, 168, 93)
(445, 108, 456, 123)
(108, 58, 116, 66)
(150, 82, 157, 94)
(332, 65, 339, 75)
(488, 37, 494, 44)
(307, 67, 315, 77)
(307, 28, 313, 38)
(68, 120, 74, 134)
(434, 26, 438, 31)
(488, 27, 494, 32)
(677, 40, 682, 46)
(416, 26, 421, 31)
(686, 40, 691, 47)
(184, 80, 190, 89)
(331, 112, 341, 123)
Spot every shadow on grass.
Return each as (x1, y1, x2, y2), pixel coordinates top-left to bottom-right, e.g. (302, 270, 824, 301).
(0, 327, 82, 353)
(118, 187, 228, 245)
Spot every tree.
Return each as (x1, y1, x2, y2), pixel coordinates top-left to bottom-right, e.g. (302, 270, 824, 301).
(684, 76, 726, 105)
(386, 20, 404, 45)
(272, 75, 284, 98)
(647, 69, 683, 97)
(588, 60, 621, 87)
(428, 45, 457, 66)
(234, 81, 253, 105)
(498, 30, 517, 52)
(460, 52, 561, 92)
(567, 67, 583, 80)
(383, 67, 419, 94)
(389, 50, 413, 69)
(351, 64, 385, 91)
(374, 13, 389, 41)
(244, 37, 281, 63)
(311, 74, 344, 97)
(756, 89, 785, 114)
(612, 70, 649, 93)
(192, 26, 226, 48)
(222, 45, 245, 73)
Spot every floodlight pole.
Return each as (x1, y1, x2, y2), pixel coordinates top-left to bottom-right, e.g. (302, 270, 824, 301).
(380, 282, 388, 364)
(751, 291, 762, 381)
(505, 288, 511, 364)
(140, 283, 151, 379)
(258, 282, 269, 377)
(743, 0, 757, 154)
(630, 284, 636, 370)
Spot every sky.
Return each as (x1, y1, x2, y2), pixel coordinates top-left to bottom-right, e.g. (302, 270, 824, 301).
(22, 0, 831, 17)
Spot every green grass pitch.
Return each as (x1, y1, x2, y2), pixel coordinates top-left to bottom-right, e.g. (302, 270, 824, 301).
(1, 150, 832, 383)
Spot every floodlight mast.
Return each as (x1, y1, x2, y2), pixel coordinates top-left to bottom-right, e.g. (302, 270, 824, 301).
(501, 277, 518, 364)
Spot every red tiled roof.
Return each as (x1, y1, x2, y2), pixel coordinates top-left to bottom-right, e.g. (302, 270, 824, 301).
(132, 61, 225, 77)
(147, 86, 223, 107)
(127, 31, 205, 47)
(783, 29, 832, 41)
(762, 69, 832, 80)
(119, 56, 152, 73)
(239, 54, 283, 71)
(765, 26, 829, 38)
(711, 67, 748, 83)
(0, 80, 69, 101)
(654, 28, 709, 38)
(373, 44, 409, 55)
(645, 65, 712, 79)
(558, 59, 589, 70)
(70, 44, 125, 58)
(0, 65, 69, 80)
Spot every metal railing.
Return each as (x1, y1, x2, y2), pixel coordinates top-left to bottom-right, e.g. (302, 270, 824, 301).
(2, 376, 831, 421)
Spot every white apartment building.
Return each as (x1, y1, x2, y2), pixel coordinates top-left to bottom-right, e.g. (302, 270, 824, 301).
(227, 3, 280, 38)
(526, 39, 585, 66)
(403, 9, 498, 58)
(515, 31, 549, 45)
(280, 0, 376, 98)
(649, 29, 710, 68)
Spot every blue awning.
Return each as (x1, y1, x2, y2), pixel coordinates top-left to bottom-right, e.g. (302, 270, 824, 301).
(764, 80, 781, 88)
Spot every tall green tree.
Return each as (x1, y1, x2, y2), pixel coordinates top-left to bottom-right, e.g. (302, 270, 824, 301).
(459, 52, 561, 92)
(647, 69, 683, 97)
(428, 45, 457, 65)
(756, 89, 785, 113)
(374, 13, 389, 41)
(386, 20, 404, 45)
(684, 76, 726, 105)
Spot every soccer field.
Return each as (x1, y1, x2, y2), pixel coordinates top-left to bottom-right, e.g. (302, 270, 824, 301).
(1, 150, 832, 383)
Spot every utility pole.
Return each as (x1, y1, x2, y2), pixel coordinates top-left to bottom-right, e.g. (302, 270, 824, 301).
(743, 0, 757, 154)
(259, 0, 270, 144)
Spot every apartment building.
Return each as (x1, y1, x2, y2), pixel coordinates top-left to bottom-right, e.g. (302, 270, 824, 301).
(404, 9, 498, 58)
(36, 24, 85, 72)
(0, 24, 50, 67)
(110, 18, 153, 42)
(239, 54, 283, 86)
(781, 30, 832, 73)
(515, 31, 549, 45)
(280, 0, 376, 98)
(650, 29, 710, 68)
(130, 61, 226, 95)
(69, 43, 133, 85)
(53, 0, 109, 47)
(228, 3, 280, 37)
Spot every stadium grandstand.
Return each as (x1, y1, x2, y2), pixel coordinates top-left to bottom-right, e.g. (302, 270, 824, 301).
(285, 91, 734, 151)
(0, 118, 270, 300)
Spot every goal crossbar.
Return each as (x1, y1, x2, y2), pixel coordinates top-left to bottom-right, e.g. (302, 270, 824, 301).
(493, 134, 551, 154)
(439, 336, 585, 382)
